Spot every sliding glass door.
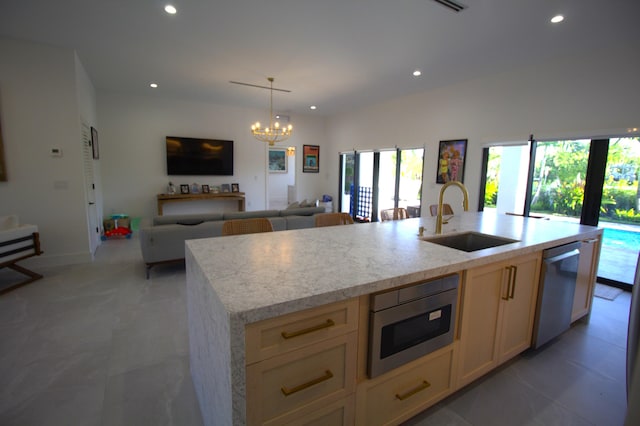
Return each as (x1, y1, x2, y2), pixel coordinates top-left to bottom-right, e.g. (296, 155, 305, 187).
(339, 147, 424, 221)
(598, 137, 640, 285)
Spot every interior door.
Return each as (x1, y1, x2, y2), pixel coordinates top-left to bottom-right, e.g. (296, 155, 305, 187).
(82, 123, 100, 256)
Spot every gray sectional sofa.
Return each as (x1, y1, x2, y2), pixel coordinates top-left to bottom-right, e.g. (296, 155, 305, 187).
(139, 206, 325, 278)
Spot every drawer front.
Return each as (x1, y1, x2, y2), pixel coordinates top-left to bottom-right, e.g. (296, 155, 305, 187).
(276, 395, 355, 426)
(246, 298, 359, 364)
(356, 348, 454, 426)
(247, 333, 357, 425)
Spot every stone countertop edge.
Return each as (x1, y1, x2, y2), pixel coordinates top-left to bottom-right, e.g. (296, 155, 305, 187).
(185, 211, 603, 326)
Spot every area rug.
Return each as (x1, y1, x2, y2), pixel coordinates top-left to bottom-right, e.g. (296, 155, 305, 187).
(594, 283, 623, 300)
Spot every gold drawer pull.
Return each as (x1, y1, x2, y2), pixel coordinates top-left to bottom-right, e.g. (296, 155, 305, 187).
(395, 380, 431, 401)
(281, 369, 334, 396)
(281, 319, 335, 339)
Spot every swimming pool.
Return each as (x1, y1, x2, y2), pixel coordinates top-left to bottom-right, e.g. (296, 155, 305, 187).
(602, 227, 640, 252)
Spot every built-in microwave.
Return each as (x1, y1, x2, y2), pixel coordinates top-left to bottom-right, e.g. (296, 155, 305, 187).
(368, 274, 458, 378)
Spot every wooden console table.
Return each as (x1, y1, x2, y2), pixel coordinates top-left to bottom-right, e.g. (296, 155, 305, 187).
(156, 192, 245, 215)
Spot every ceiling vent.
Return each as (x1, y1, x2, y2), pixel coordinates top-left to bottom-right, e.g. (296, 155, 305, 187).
(433, 0, 466, 12)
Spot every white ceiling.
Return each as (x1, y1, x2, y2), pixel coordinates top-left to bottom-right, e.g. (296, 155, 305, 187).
(1, 0, 639, 116)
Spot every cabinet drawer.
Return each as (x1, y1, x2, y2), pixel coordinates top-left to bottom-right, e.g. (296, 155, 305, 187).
(281, 395, 355, 426)
(356, 347, 454, 426)
(246, 298, 359, 364)
(247, 333, 357, 425)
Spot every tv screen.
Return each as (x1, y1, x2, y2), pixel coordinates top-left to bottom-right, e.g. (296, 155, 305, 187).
(166, 136, 234, 176)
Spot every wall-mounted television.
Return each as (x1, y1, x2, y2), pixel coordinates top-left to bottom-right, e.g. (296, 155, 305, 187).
(166, 136, 234, 176)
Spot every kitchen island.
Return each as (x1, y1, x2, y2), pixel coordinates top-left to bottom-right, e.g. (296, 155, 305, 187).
(186, 211, 602, 425)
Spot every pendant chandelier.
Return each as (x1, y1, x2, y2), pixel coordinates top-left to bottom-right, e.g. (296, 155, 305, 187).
(250, 77, 293, 146)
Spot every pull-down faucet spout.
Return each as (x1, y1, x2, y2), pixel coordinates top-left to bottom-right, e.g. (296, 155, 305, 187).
(435, 181, 469, 234)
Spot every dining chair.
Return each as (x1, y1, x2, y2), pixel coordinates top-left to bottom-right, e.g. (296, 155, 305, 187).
(380, 207, 409, 221)
(314, 212, 355, 227)
(429, 204, 454, 217)
(222, 218, 274, 235)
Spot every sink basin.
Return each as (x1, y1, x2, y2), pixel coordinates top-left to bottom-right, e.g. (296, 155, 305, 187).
(422, 231, 519, 252)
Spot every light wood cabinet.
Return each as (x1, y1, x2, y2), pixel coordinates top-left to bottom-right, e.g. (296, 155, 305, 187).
(572, 237, 601, 322)
(355, 345, 456, 426)
(457, 252, 541, 388)
(245, 299, 358, 425)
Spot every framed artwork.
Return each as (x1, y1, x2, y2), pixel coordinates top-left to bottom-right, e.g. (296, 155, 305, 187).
(268, 148, 287, 173)
(201, 184, 210, 193)
(303, 145, 319, 173)
(231, 183, 240, 193)
(221, 183, 231, 193)
(180, 184, 190, 194)
(91, 126, 99, 160)
(436, 139, 467, 184)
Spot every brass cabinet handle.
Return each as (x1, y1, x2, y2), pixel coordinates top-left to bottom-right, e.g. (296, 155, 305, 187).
(509, 266, 517, 299)
(395, 380, 431, 401)
(502, 266, 513, 301)
(281, 319, 335, 339)
(281, 369, 334, 396)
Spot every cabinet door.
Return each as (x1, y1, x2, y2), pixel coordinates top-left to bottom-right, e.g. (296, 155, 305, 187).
(498, 252, 542, 362)
(572, 237, 600, 322)
(457, 262, 505, 387)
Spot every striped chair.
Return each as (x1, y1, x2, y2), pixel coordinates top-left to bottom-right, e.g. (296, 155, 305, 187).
(222, 218, 274, 235)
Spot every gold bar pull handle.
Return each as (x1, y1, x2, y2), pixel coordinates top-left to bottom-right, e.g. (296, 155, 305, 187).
(281, 370, 334, 396)
(281, 319, 335, 339)
(502, 266, 513, 301)
(395, 380, 431, 401)
(509, 266, 517, 299)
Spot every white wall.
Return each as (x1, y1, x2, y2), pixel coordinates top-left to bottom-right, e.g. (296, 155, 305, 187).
(0, 38, 95, 266)
(326, 45, 640, 215)
(98, 92, 328, 225)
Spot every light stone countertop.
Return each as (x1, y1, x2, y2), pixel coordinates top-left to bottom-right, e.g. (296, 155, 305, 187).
(185, 210, 602, 326)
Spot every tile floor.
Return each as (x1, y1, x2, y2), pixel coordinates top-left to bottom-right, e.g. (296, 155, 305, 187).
(0, 236, 632, 425)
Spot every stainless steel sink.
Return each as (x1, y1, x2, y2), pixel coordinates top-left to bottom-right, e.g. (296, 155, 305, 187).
(422, 231, 519, 252)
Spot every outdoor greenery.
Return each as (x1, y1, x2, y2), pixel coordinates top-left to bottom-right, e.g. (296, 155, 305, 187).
(484, 138, 640, 223)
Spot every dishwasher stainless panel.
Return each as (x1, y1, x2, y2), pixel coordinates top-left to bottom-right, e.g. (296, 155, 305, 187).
(532, 241, 581, 349)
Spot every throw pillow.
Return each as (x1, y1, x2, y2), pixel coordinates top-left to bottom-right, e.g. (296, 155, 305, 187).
(286, 201, 300, 209)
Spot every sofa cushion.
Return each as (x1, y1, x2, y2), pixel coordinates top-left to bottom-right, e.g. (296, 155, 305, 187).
(140, 221, 224, 264)
(223, 210, 280, 220)
(268, 217, 287, 232)
(285, 215, 317, 230)
(153, 213, 224, 226)
(286, 201, 300, 209)
(279, 207, 325, 217)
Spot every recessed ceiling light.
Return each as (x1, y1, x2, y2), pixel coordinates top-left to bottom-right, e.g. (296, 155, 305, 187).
(413, 70, 422, 77)
(310, 105, 317, 110)
(150, 83, 158, 88)
(164, 5, 177, 14)
(550, 15, 564, 23)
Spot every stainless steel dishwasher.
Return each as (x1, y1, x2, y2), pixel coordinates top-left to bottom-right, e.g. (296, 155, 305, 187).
(532, 241, 581, 349)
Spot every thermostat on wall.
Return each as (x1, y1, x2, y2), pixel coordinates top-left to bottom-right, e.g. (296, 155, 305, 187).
(51, 147, 63, 157)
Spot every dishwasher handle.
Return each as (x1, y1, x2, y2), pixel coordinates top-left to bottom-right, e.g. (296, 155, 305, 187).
(544, 249, 580, 265)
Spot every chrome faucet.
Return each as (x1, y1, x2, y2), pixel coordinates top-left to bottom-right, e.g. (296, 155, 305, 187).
(435, 181, 469, 234)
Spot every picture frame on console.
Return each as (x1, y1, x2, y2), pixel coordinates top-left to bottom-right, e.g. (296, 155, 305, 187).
(221, 184, 231, 193)
(436, 139, 467, 184)
(180, 184, 190, 194)
(303, 145, 319, 173)
(201, 185, 210, 193)
(231, 183, 240, 193)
